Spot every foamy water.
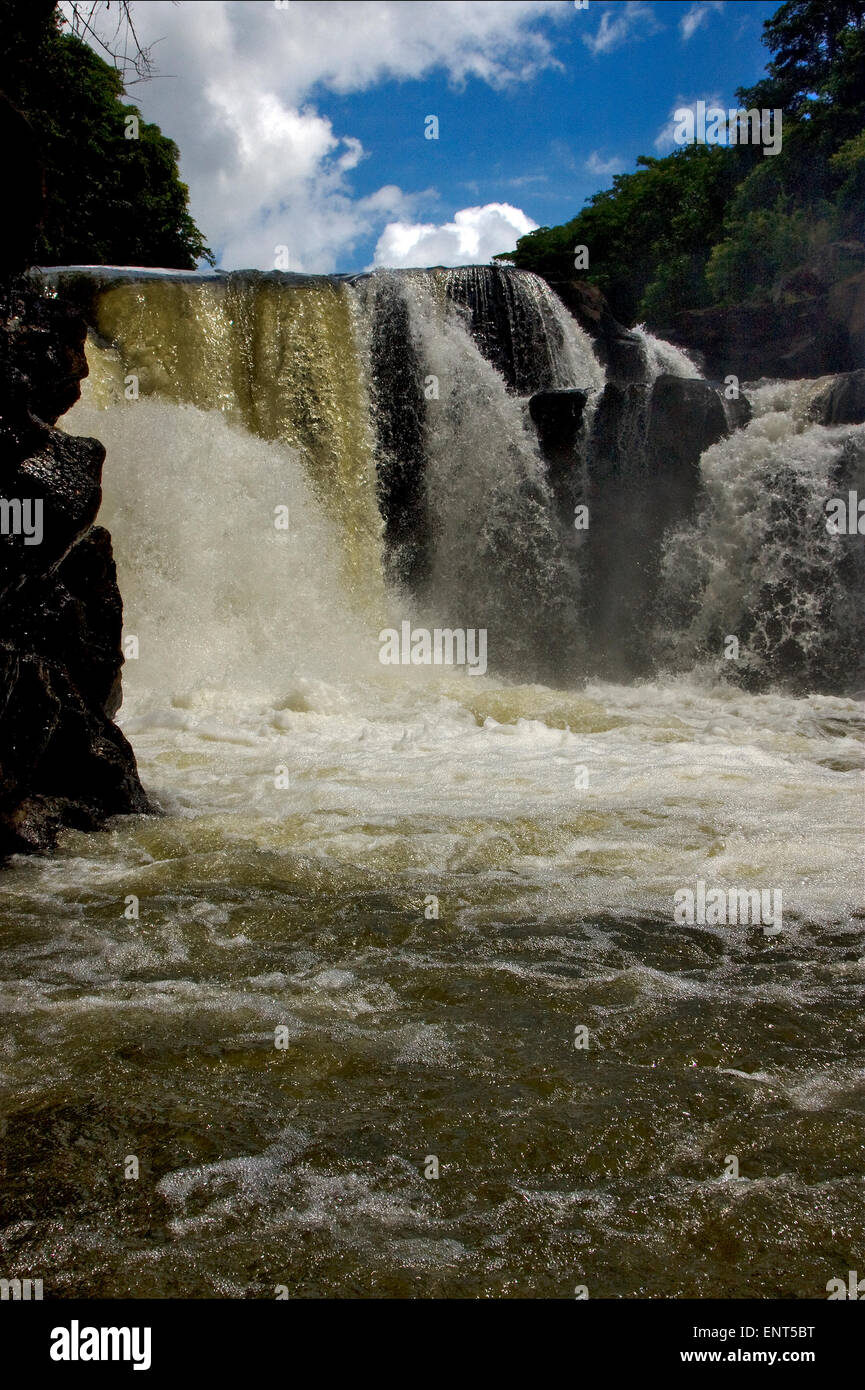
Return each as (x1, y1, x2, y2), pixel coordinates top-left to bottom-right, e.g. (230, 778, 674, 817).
(1, 273, 862, 1299)
(2, 652, 862, 1297)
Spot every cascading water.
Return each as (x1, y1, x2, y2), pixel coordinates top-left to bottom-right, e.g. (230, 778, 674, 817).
(56, 269, 386, 606)
(440, 264, 605, 394)
(1, 264, 862, 1300)
(632, 324, 702, 381)
(60, 264, 605, 684)
(68, 399, 382, 701)
(655, 405, 865, 690)
(354, 269, 590, 682)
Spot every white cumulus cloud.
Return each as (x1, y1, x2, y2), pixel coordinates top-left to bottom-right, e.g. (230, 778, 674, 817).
(61, 0, 565, 271)
(585, 151, 624, 178)
(654, 94, 724, 151)
(583, 2, 661, 56)
(680, 2, 725, 42)
(372, 204, 538, 270)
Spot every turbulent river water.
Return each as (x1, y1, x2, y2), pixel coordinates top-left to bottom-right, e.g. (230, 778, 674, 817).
(1, 267, 862, 1298)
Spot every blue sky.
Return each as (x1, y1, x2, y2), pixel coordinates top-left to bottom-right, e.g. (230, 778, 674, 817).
(69, 1, 781, 272)
(324, 0, 778, 260)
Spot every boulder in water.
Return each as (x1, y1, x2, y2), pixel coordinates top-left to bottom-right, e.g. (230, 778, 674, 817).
(716, 385, 752, 433)
(528, 388, 588, 460)
(808, 369, 865, 427)
(647, 375, 729, 488)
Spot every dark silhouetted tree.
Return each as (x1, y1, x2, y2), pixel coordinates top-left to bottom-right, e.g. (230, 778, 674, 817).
(0, 1, 213, 269)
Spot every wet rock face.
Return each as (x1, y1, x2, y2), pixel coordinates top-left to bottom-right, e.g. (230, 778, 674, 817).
(528, 388, 589, 470)
(586, 376, 731, 676)
(0, 279, 150, 858)
(646, 375, 730, 492)
(808, 370, 865, 427)
(529, 374, 735, 680)
(365, 278, 430, 595)
(662, 251, 865, 382)
(545, 278, 649, 383)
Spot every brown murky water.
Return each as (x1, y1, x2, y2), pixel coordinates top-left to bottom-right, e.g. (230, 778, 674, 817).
(1, 670, 862, 1299)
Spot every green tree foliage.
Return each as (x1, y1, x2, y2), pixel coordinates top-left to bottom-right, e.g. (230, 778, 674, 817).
(831, 130, 865, 210)
(706, 202, 836, 303)
(502, 146, 741, 324)
(500, 0, 864, 325)
(737, 0, 865, 135)
(1, 2, 213, 269)
(707, 1, 865, 303)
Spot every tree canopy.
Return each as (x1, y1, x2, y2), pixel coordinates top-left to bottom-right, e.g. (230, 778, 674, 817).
(1, 1, 213, 269)
(499, 0, 864, 325)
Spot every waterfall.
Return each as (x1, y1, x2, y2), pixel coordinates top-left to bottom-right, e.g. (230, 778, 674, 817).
(57, 269, 385, 608)
(440, 264, 604, 394)
(48, 264, 864, 697)
(13, 266, 862, 1307)
(353, 269, 589, 682)
(632, 324, 702, 381)
(63, 397, 383, 706)
(56, 264, 602, 689)
(654, 407, 865, 691)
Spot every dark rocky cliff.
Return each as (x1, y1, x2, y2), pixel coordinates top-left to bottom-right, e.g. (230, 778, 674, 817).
(0, 276, 150, 857)
(657, 244, 865, 382)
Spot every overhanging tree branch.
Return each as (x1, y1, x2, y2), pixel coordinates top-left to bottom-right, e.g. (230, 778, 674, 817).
(59, 1, 163, 83)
